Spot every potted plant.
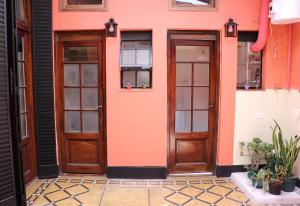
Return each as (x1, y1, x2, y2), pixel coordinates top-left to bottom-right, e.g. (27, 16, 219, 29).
(267, 165, 286, 195)
(272, 121, 300, 192)
(250, 168, 265, 189)
(239, 138, 273, 179)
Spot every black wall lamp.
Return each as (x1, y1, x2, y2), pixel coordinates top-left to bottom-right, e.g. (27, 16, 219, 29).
(224, 18, 238, 37)
(105, 18, 118, 37)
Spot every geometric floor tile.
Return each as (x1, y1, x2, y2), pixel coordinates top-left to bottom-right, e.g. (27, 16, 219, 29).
(26, 175, 263, 206)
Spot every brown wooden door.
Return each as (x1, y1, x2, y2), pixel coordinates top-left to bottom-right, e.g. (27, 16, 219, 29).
(168, 39, 216, 173)
(56, 32, 106, 174)
(17, 30, 37, 184)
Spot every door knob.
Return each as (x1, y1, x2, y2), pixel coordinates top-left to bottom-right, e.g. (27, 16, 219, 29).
(209, 104, 214, 109)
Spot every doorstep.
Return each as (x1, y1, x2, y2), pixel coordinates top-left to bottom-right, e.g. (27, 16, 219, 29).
(231, 172, 300, 205)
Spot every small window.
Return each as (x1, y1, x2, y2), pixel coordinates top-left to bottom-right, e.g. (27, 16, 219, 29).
(237, 32, 262, 90)
(120, 31, 152, 89)
(61, 0, 106, 11)
(170, 0, 217, 10)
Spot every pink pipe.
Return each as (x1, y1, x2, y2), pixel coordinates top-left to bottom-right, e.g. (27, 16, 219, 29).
(251, 0, 271, 53)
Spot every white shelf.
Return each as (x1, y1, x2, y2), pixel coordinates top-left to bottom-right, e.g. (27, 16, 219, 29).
(231, 172, 300, 205)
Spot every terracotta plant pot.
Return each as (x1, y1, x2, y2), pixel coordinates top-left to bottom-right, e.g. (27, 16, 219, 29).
(268, 181, 282, 195)
(282, 177, 298, 192)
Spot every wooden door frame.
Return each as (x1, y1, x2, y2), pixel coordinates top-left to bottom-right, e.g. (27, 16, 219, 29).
(54, 30, 107, 174)
(167, 30, 220, 174)
(17, 0, 37, 184)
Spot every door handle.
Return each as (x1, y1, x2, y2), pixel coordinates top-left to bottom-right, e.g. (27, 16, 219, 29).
(209, 104, 214, 109)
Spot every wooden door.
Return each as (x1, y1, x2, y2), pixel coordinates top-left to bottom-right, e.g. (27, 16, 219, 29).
(17, 32, 37, 184)
(56, 32, 106, 173)
(168, 39, 216, 173)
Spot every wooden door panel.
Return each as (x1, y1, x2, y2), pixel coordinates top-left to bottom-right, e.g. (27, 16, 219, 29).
(56, 32, 106, 174)
(168, 38, 216, 173)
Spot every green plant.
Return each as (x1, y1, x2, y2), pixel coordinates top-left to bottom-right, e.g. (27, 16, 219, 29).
(239, 138, 274, 171)
(271, 120, 300, 178)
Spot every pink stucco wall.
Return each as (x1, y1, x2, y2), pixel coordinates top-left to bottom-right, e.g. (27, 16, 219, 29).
(53, 0, 293, 167)
(291, 23, 300, 89)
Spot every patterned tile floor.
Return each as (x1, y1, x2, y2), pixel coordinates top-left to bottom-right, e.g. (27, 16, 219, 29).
(26, 175, 263, 206)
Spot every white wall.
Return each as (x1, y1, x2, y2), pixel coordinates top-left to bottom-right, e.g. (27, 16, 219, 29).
(233, 89, 300, 176)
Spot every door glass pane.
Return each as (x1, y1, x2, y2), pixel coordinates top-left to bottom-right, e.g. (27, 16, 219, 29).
(176, 46, 209, 62)
(82, 88, 98, 109)
(67, 0, 102, 5)
(194, 63, 209, 86)
(19, 89, 26, 113)
(20, 114, 27, 138)
(193, 87, 209, 110)
(64, 47, 98, 62)
(16, 0, 26, 20)
(64, 88, 80, 109)
(17, 36, 24, 60)
(65, 111, 81, 132)
(136, 50, 150, 66)
(64, 64, 80, 86)
(176, 63, 192, 86)
(137, 71, 150, 88)
(82, 64, 98, 86)
(122, 50, 135, 65)
(122, 71, 136, 87)
(175, 111, 191, 132)
(83, 111, 99, 132)
(176, 87, 191, 110)
(193, 111, 208, 132)
(18, 62, 25, 87)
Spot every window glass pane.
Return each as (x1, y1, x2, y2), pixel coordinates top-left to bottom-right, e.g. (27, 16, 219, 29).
(193, 87, 209, 110)
(193, 111, 208, 132)
(176, 87, 192, 110)
(175, 0, 210, 6)
(20, 114, 27, 138)
(83, 111, 99, 132)
(16, 0, 26, 20)
(64, 88, 80, 109)
(64, 64, 80, 86)
(18, 36, 24, 61)
(194, 64, 209, 86)
(176, 63, 192, 86)
(67, 0, 102, 5)
(122, 50, 136, 65)
(237, 38, 262, 89)
(122, 71, 136, 88)
(82, 88, 98, 109)
(237, 65, 246, 88)
(82, 64, 98, 86)
(248, 64, 262, 88)
(136, 50, 151, 66)
(176, 46, 209, 62)
(238, 42, 246, 64)
(175, 111, 191, 132)
(65, 111, 81, 132)
(137, 71, 150, 88)
(64, 47, 98, 62)
(18, 62, 25, 87)
(19, 88, 26, 113)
